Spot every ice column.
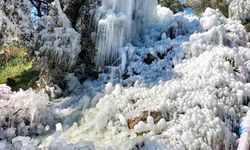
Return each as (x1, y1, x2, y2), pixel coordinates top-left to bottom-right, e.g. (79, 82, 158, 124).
(95, 0, 158, 69)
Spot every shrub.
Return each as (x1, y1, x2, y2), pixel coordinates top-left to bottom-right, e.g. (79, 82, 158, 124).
(244, 21, 250, 32)
(0, 44, 39, 91)
(1, 45, 28, 62)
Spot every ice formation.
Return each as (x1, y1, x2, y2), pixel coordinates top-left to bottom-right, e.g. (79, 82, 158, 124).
(95, 0, 158, 69)
(37, 0, 81, 71)
(38, 7, 249, 150)
(0, 0, 33, 46)
(0, 85, 49, 139)
(1, 1, 250, 150)
(38, 27, 81, 71)
(228, 0, 250, 23)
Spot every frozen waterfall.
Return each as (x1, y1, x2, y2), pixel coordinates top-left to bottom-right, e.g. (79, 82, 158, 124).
(95, 0, 158, 69)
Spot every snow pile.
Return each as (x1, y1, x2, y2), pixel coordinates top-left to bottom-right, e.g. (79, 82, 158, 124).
(200, 8, 227, 31)
(37, 8, 250, 149)
(228, 0, 250, 23)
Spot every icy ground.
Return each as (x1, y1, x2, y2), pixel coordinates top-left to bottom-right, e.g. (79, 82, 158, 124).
(1, 7, 250, 150)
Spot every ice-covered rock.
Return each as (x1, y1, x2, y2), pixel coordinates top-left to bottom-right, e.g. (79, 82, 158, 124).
(1, 1, 250, 150)
(0, 0, 33, 46)
(228, 0, 250, 23)
(12, 136, 39, 150)
(0, 85, 50, 139)
(36, 0, 81, 84)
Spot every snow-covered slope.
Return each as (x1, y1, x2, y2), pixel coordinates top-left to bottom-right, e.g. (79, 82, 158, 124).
(0, 3, 250, 150)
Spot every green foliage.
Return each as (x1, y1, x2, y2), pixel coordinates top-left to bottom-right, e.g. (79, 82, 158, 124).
(244, 21, 250, 32)
(187, 0, 229, 18)
(219, 4, 229, 18)
(0, 58, 33, 84)
(159, 0, 184, 13)
(11, 69, 40, 91)
(0, 44, 39, 91)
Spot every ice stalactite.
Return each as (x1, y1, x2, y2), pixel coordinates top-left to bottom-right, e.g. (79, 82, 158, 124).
(37, 0, 81, 72)
(95, 0, 158, 69)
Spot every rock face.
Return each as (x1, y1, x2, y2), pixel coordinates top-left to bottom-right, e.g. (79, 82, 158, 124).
(76, 0, 98, 76)
(228, 0, 250, 23)
(36, 0, 84, 90)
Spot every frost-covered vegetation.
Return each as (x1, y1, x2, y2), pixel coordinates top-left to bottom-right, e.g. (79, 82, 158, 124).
(0, 0, 250, 149)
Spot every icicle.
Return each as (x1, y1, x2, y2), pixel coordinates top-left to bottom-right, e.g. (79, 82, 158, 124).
(95, 13, 126, 69)
(94, 0, 158, 69)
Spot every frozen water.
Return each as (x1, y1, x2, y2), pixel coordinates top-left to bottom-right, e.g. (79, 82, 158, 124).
(228, 0, 250, 23)
(95, 0, 158, 69)
(0, 0, 33, 46)
(36, 7, 250, 149)
(0, 1, 250, 150)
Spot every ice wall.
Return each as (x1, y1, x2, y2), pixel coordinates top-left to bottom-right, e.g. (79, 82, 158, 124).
(95, 0, 158, 69)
